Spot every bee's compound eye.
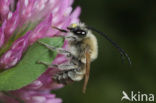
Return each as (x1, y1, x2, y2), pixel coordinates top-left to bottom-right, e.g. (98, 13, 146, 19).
(73, 29, 87, 36)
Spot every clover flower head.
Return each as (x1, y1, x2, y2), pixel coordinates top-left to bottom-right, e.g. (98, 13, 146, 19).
(0, 0, 81, 102)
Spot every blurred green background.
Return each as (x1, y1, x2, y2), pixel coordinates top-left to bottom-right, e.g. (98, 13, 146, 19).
(54, 0, 156, 103)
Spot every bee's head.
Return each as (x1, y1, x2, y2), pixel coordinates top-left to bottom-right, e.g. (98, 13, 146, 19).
(67, 23, 88, 38)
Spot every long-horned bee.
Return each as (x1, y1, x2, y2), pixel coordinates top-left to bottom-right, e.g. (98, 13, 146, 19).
(37, 23, 131, 93)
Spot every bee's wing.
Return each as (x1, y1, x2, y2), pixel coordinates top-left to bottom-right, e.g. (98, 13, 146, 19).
(82, 51, 91, 93)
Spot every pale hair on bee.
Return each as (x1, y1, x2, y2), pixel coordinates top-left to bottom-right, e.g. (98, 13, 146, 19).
(66, 23, 98, 62)
(37, 22, 131, 93)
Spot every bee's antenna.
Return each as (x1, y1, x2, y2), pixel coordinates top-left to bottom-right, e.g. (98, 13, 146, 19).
(52, 26, 68, 33)
(87, 26, 131, 65)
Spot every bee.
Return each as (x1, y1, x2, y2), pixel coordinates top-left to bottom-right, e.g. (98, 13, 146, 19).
(37, 23, 131, 93)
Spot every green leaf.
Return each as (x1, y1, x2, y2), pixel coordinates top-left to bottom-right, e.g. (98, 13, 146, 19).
(0, 37, 64, 91)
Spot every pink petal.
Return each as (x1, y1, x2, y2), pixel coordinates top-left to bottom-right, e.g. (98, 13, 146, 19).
(0, 0, 10, 21)
(4, 9, 20, 42)
(0, 32, 30, 69)
(29, 13, 53, 44)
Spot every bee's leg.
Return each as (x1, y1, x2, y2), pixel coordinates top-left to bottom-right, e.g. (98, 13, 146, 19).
(37, 61, 58, 68)
(37, 41, 57, 51)
(37, 61, 78, 71)
(53, 70, 74, 84)
(37, 41, 72, 57)
(57, 63, 78, 70)
(53, 71, 73, 84)
(37, 61, 80, 84)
